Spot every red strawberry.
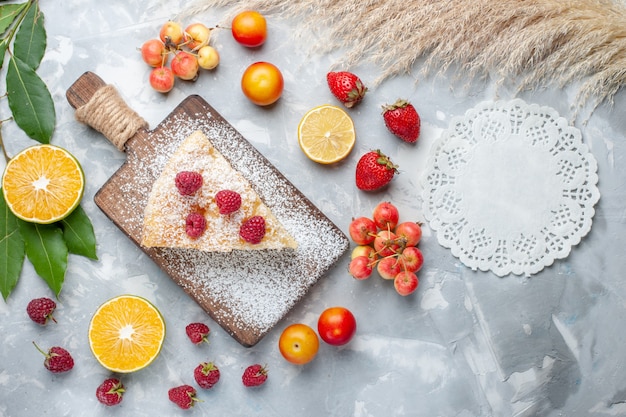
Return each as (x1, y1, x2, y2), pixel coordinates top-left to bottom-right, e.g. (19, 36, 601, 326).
(382, 99, 421, 143)
(33, 342, 74, 373)
(185, 322, 210, 345)
(242, 364, 268, 387)
(239, 216, 266, 244)
(96, 378, 125, 406)
(215, 190, 242, 215)
(194, 362, 220, 389)
(26, 297, 57, 325)
(175, 171, 203, 195)
(355, 150, 399, 191)
(327, 71, 367, 108)
(168, 385, 199, 409)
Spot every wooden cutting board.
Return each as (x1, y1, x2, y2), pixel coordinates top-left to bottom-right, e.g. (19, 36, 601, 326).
(66, 72, 349, 347)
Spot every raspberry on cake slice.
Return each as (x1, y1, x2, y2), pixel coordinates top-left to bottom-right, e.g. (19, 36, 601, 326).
(140, 130, 297, 252)
(215, 190, 242, 215)
(175, 171, 203, 196)
(185, 212, 207, 239)
(239, 216, 266, 244)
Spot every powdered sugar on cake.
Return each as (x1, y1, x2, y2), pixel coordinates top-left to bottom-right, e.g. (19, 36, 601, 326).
(119, 108, 349, 342)
(141, 130, 297, 251)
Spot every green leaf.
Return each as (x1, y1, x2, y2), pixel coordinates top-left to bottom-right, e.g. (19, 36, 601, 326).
(18, 220, 67, 297)
(13, 1, 45, 69)
(6, 55, 55, 143)
(61, 205, 98, 260)
(0, 38, 9, 69)
(0, 2, 27, 69)
(0, 188, 25, 300)
(0, 3, 26, 35)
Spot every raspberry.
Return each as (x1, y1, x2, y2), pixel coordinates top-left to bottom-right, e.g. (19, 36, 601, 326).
(26, 297, 57, 325)
(239, 216, 266, 244)
(242, 364, 268, 387)
(185, 212, 207, 239)
(33, 342, 74, 373)
(175, 171, 203, 196)
(185, 322, 210, 345)
(96, 378, 125, 406)
(168, 385, 199, 409)
(194, 362, 220, 389)
(215, 190, 242, 215)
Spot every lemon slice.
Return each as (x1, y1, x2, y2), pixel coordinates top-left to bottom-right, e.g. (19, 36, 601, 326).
(2, 144, 84, 224)
(88, 295, 166, 373)
(297, 104, 356, 164)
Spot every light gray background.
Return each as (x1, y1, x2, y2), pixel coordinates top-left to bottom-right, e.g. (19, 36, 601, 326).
(1, 1, 625, 416)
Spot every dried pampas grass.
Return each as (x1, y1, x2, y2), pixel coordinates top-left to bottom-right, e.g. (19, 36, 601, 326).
(182, 0, 626, 114)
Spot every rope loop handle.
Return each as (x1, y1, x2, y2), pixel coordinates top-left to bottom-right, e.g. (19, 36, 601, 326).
(74, 84, 148, 151)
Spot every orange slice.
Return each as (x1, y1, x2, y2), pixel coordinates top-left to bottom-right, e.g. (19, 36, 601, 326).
(2, 144, 84, 224)
(88, 295, 166, 373)
(297, 104, 356, 164)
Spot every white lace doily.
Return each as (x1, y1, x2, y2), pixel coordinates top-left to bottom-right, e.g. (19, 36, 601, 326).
(422, 99, 600, 277)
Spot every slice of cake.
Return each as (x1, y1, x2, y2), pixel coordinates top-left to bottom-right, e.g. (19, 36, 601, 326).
(141, 130, 298, 251)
